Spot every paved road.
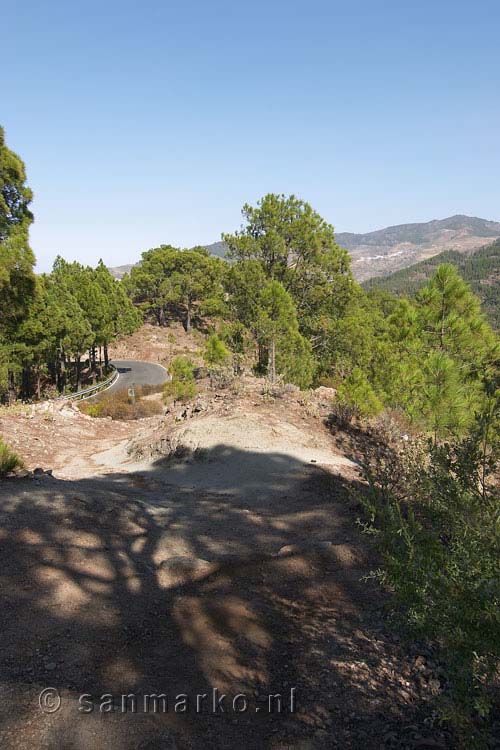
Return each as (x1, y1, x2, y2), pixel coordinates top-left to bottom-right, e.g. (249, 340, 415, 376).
(107, 360, 169, 394)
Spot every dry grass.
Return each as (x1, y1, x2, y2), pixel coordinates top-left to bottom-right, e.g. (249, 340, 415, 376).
(80, 389, 163, 420)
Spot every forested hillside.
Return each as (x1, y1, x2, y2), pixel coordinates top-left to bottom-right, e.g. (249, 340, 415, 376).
(364, 239, 500, 328)
(338, 214, 500, 280)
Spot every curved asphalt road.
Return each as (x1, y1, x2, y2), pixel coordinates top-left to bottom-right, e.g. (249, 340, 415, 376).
(107, 360, 170, 395)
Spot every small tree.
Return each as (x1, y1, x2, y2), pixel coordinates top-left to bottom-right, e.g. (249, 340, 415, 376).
(335, 368, 383, 425)
(203, 334, 231, 368)
(163, 356, 196, 403)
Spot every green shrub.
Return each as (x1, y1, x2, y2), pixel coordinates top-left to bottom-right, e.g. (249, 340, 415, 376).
(163, 379, 196, 403)
(203, 334, 231, 367)
(0, 436, 22, 475)
(169, 356, 195, 381)
(163, 356, 197, 403)
(334, 367, 383, 425)
(357, 407, 500, 735)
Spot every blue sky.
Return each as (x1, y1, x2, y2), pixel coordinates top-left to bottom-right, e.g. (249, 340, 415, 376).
(2, 0, 499, 271)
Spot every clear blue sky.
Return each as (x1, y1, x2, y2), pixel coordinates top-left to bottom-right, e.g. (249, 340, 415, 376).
(2, 0, 499, 271)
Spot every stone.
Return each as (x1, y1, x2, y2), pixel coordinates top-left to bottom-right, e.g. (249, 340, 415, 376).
(314, 386, 337, 400)
(277, 544, 300, 557)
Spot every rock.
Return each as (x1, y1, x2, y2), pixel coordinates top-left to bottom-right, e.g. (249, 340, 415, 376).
(313, 540, 334, 553)
(158, 556, 210, 573)
(33, 467, 45, 476)
(15, 469, 32, 479)
(282, 383, 301, 395)
(192, 398, 208, 413)
(44, 662, 57, 671)
(193, 367, 209, 380)
(414, 655, 426, 670)
(277, 544, 300, 557)
(314, 386, 337, 400)
(428, 678, 441, 694)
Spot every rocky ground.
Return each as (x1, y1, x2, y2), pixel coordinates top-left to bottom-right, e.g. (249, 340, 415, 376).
(0, 341, 460, 749)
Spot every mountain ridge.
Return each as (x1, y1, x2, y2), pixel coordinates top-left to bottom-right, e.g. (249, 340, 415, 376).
(336, 214, 500, 280)
(109, 214, 500, 281)
(364, 237, 500, 328)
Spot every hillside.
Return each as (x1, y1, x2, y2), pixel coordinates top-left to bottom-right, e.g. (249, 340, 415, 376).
(109, 242, 229, 279)
(364, 238, 500, 328)
(109, 215, 500, 281)
(108, 262, 135, 279)
(338, 214, 500, 281)
(203, 240, 228, 259)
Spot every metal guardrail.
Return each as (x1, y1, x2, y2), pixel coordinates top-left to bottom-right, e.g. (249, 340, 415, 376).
(56, 366, 119, 402)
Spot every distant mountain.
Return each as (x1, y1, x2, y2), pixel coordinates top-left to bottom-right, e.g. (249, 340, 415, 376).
(338, 215, 500, 281)
(203, 241, 228, 259)
(109, 243, 229, 278)
(109, 263, 135, 280)
(109, 215, 500, 283)
(364, 238, 500, 328)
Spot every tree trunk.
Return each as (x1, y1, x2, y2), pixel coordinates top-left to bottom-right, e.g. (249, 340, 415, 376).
(21, 365, 30, 401)
(185, 304, 191, 333)
(59, 353, 67, 395)
(36, 370, 42, 401)
(90, 346, 97, 383)
(104, 343, 109, 371)
(98, 346, 103, 379)
(268, 336, 276, 384)
(7, 370, 16, 405)
(90, 347, 97, 385)
(257, 341, 265, 373)
(76, 355, 82, 392)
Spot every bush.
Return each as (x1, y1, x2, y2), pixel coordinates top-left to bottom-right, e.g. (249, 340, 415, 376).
(163, 356, 197, 403)
(333, 368, 383, 425)
(80, 389, 162, 420)
(357, 410, 500, 734)
(0, 436, 22, 475)
(203, 334, 231, 367)
(163, 379, 197, 403)
(169, 356, 195, 382)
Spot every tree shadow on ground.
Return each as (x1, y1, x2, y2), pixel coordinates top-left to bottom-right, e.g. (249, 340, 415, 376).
(0, 446, 446, 749)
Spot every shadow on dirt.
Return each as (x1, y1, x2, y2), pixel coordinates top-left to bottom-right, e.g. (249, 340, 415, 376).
(0, 446, 442, 749)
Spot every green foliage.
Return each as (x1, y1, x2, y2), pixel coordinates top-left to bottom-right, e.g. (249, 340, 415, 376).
(223, 193, 354, 360)
(203, 334, 230, 367)
(357, 404, 500, 730)
(417, 352, 475, 439)
(5, 253, 141, 399)
(275, 329, 315, 390)
(364, 238, 500, 329)
(163, 356, 197, 403)
(0, 126, 36, 395)
(254, 279, 314, 387)
(168, 355, 195, 381)
(0, 435, 23, 475)
(126, 245, 225, 330)
(335, 367, 383, 424)
(0, 136, 498, 440)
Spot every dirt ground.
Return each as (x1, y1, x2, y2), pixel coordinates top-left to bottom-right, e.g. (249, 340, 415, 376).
(108, 323, 205, 366)
(0, 370, 456, 749)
